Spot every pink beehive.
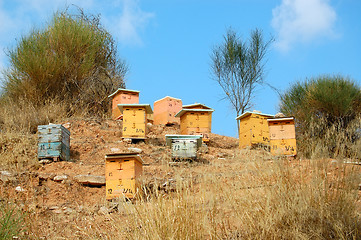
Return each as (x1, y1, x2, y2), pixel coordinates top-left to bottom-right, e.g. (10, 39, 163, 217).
(153, 96, 182, 125)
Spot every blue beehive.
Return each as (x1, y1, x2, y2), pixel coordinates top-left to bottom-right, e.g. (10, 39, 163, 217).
(37, 124, 70, 161)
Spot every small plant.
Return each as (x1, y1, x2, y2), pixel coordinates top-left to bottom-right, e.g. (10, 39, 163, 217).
(0, 201, 25, 239)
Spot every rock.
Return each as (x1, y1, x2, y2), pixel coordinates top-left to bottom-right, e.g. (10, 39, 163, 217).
(1, 170, 13, 176)
(53, 175, 68, 182)
(38, 172, 56, 181)
(15, 186, 26, 192)
(74, 175, 105, 186)
(49, 206, 63, 214)
(63, 207, 74, 214)
(128, 147, 143, 153)
(39, 159, 52, 164)
(63, 122, 71, 129)
(53, 209, 63, 214)
(62, 179, 73, 185)
(98, 206, 110, 215)
(147, 123, 153, 127)
(331, 159, 338, 164)
(110, 148, 121, 153)
(0, 171, 16, 183)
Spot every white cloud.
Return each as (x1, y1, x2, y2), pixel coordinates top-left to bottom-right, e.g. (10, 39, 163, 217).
(271, 0, 337, 52)
(113, 0, 155, 46)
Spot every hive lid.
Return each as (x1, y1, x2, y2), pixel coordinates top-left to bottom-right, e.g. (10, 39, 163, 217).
(175, 108, 214, 118)
(37, 124, 70, 135)
(236, 111, 274, 121)
(117, 104, 153, 114)
(154, 96, 182, 104)
(267, 117, 295, 122)
(108, 88, 140, 98)
(165, 134, 203, 147)
(105, 152, 143, 163)
(182, 103, 213, 110)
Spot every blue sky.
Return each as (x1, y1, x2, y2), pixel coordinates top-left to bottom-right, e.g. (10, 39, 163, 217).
(0, 0, 360, 137)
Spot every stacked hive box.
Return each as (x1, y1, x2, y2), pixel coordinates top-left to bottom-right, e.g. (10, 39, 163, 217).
(268, 117, 297, 156)
(165, 135, 203, 160)
(175, 103, 214, 142)
(108, 88, 140, 120)
(105, 153, 143, 200)
(153, 96, 182, 125)
(37, 124, 70, 161)
(236, 111, 274, 148)
(118, 104, 153, 139)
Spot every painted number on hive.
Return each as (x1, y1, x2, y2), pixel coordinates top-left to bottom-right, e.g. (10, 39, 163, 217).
(285, 146, 295, 151)
(123, 188, 133, 194)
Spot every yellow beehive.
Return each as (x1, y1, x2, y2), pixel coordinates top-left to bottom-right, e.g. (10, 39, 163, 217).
(236, 111, 274, 148)
(118, 104, 153, 139)
(268, 117, 297, 156)
(175, 103, 214, 142)
(108, 88, 140, 120)
(105, 152, 143, 200)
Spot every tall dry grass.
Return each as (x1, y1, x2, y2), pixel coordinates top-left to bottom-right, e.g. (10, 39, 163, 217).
(0, 97, 67, 134)
(102, 150, 361, 239)
(298, 116, 361, 160)
(0, 97, 66, 170)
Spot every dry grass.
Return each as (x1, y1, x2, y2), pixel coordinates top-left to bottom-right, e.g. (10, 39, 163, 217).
(97, 150, 361, 240)
(0, 114, 360, 239)
(0, 132, 38, 171)
(298, 116, 361, 160)
(0, 97, 67, 134)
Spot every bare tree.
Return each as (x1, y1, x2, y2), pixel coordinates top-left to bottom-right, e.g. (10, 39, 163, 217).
(211, 28, 273, 132)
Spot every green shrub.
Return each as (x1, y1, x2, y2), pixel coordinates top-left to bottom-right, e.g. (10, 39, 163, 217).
(1, 7, 127, 119)
(280, 75, 361, 158)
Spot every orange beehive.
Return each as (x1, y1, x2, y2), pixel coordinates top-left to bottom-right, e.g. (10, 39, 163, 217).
(268, 117, 297, 156)
(236, 111, 274, 148)
(108, 88, 140, 120)
(118, 104, 153, 139)
(105, 152, 143, 200)
(153, 96, 182, 125)
(175, 103, 214, 141)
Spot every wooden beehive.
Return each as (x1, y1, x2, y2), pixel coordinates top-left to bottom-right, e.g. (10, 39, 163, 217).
(153, 96, 182, 125)
(37, 124, 70, 161)
(236, 111, 274, 148)
(118, 104, 153, 139)
(268, 117, 297, 156)
(175, 104, 214, 142)
(108, 88, 140, 120)
(105, 153, 143, 200)
(165, 135, 202, 160)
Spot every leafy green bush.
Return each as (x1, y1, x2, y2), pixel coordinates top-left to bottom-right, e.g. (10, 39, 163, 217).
(280, 75, 361, 158)
(1, 7, 127, 118)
